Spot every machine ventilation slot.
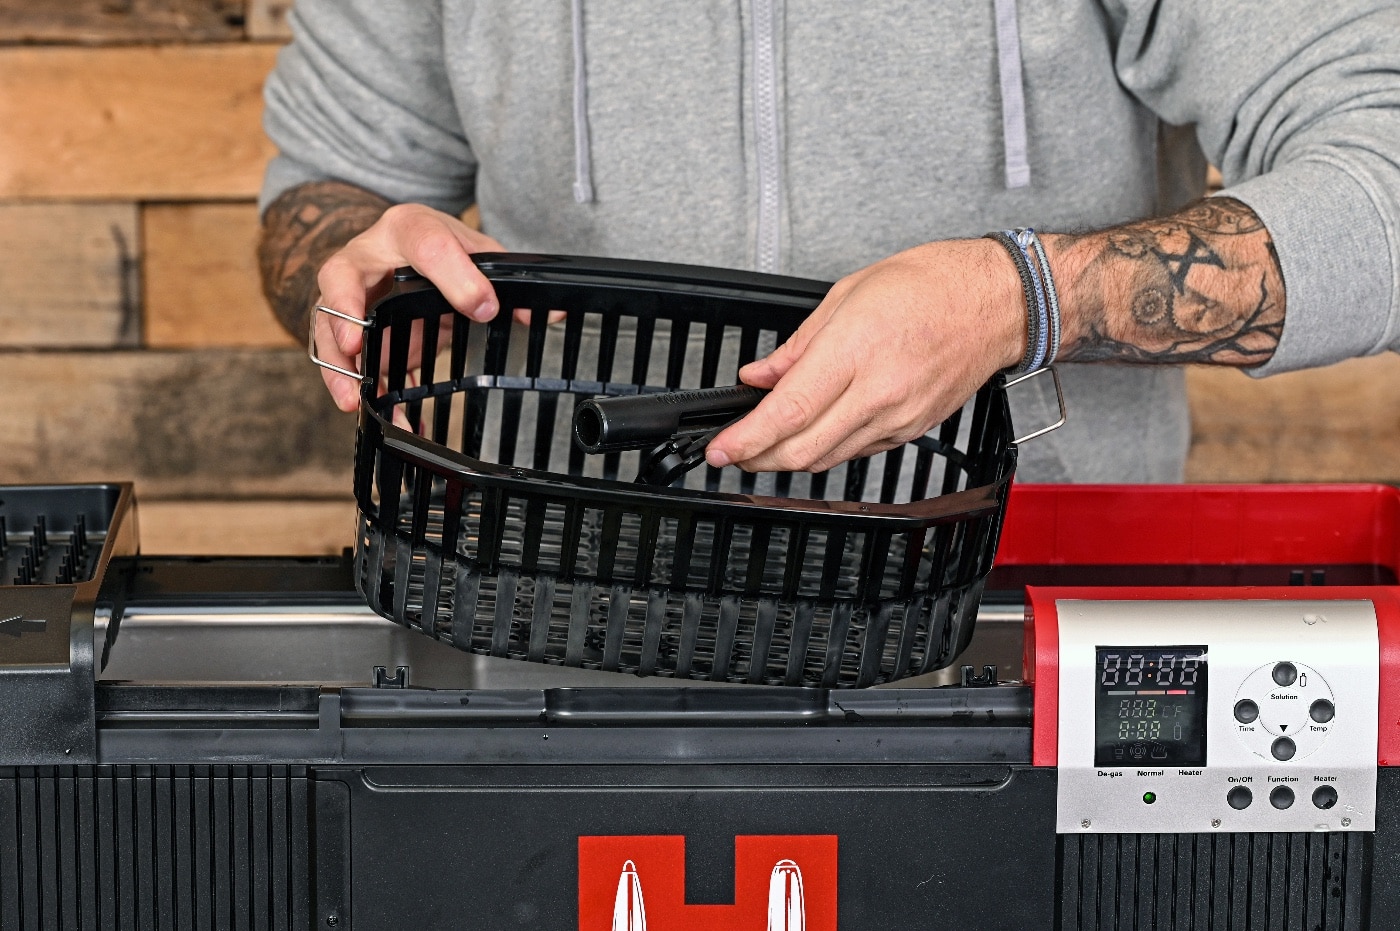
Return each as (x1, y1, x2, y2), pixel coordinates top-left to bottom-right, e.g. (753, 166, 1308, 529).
(0, 765, 314, 931)
(1059, 832, 1370, 930)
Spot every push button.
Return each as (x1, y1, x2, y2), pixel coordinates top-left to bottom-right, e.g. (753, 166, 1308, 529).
(1227, 786, 1253, 810)
(1234, 699, 1259, 724)
(1313, 785, 1339, 810)
(1310, 699, 1335, 724)
(1271, 737, 1296, 761)
(1270, 786, 1295, 810)
(1272, 662, 1298, 687)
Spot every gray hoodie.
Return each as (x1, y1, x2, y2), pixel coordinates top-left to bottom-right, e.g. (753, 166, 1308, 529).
(261, 0, 1400, 483)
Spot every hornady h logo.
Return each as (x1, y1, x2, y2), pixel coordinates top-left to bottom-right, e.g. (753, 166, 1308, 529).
(578, 835, 837, 930)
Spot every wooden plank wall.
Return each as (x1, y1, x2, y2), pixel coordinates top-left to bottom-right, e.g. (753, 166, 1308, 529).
(0, 2, 1395, 555)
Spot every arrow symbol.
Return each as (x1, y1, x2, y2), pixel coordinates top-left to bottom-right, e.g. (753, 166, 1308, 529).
(0, 615, 47, 637)
(1281, 724, 1288, 732)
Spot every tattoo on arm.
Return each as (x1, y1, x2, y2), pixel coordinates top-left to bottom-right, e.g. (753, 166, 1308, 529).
(257, 180, 393, 340)
(1054, 197, 1286, 366)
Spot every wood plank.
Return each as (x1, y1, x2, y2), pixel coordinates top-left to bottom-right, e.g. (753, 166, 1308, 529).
(137, 498, 357, 555)
(0, 348, 357, 498)
(245, 0, 292, 42)
(0, 0, 245, 43)
(0, 202, 140, 348)
(144, 201, 295, 348)
(0, 44, 279, 200)
(1185, 354, 1400, 483)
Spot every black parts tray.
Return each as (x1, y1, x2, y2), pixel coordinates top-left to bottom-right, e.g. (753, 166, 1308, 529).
(345, 255, 1017, 688)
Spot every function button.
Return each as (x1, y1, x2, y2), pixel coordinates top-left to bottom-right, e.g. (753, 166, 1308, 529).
(1272, 662, 1299, 687)
(1234, 699, 1260, 724)
(1271, 737, 1297, 761)
(1310, 699, 1335, 724)
(1313, 785, 1339, 810)
(1270, 786, 1296, 810)
(1227, 786, 1253, 810)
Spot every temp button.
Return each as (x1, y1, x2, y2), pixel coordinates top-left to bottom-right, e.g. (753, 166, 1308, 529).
(1310, 699, 1335, 724)
(1234, 699, 1260, 724)
(1227, 786, 1253, 810)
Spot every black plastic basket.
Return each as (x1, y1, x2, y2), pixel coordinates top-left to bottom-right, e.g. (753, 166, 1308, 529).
(343, 255, 1017, 688)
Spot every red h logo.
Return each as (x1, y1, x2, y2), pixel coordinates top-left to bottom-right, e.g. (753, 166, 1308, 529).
(578, 835, 838, 931)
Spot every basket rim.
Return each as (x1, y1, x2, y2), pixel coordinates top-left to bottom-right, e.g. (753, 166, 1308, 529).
(364, 415, 1014, 529)
(370, 253, 833, 325)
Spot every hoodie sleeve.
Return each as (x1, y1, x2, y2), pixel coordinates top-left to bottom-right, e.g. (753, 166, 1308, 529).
(1104, 0, 1400, 374)
(259, 0, 476, 217)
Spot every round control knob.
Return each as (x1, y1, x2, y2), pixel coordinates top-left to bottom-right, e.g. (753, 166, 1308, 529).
(1234, 699, 1260, 724)
(1227, 786, 1253, 810)
(1270, 786, 1295, 810)
(1271, 737, 1297, 761)
(1272, 662, 1299, 687)
(1313, 785, 1339, 810)
(1310, 699, 1335, 724)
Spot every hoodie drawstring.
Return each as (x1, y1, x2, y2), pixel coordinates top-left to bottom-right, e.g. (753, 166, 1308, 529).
(993, 0, 1031, 189)
(571, 0, 595, 203)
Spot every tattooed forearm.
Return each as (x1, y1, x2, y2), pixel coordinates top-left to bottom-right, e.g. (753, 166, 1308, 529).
(257, 180, 393, 340)
(1049, 197, 1286, 366)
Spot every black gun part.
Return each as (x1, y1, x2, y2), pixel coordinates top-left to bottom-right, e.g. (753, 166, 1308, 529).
(573, 385, 769, 485)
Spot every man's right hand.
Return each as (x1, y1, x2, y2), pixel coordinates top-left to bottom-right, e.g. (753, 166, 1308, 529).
(258, 181, 505, 412)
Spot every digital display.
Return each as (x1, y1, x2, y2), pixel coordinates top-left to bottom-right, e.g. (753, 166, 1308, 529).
(1094, 645, 1208, 767)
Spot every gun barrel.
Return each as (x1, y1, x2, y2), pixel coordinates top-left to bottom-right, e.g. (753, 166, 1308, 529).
(574, 385, 768, 454)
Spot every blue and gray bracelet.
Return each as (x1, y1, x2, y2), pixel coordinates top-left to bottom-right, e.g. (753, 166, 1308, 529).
(984, 227, 1061, 375)
(985, 230, 1045, 376)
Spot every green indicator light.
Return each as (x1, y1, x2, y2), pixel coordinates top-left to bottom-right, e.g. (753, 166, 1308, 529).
(1143, 792, 1157, 805)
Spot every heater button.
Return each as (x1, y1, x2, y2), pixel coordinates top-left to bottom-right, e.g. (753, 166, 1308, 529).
(1313, 785, 1339, 810)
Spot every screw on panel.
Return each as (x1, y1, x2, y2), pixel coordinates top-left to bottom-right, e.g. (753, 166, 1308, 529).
(1080, 820, 1091, 829)
(326, 915, 339, 927)
(1211, 819, 1222, 828)
(1342, 818, 1352, 827)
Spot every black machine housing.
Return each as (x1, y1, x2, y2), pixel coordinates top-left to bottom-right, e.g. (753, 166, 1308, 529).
(1, 483, 1397, 930)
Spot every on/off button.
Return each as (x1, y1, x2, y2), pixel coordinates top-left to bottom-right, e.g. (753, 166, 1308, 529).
(1227, 786, 1253, 810)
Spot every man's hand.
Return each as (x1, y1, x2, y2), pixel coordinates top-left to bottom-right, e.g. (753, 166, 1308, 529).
(707, 197, 1285, 474)
(259, 181, 504, 412)
(706, 239, 1026, 473)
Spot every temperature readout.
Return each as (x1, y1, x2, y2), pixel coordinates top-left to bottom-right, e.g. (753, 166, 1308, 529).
(1094, 645, 1209, 767)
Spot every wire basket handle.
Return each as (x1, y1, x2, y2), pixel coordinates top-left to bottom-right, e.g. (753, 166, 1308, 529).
(308, 304, 371, 382)
(1004, 365, 1067, 446)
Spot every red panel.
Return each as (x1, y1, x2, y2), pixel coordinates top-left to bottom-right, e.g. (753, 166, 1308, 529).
(998, 484, 1400, 569)
(1375, 588, 1400, 767)
(1026, 588, 1060, 767)
(1025, 585, 1400, 767)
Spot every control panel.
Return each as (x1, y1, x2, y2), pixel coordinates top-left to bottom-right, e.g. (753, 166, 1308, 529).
(1051, 599, 1378, 834)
